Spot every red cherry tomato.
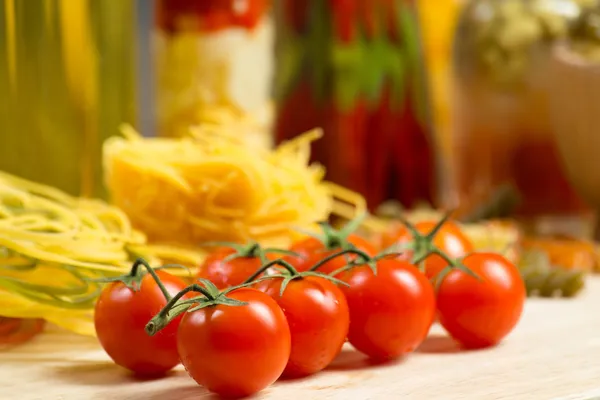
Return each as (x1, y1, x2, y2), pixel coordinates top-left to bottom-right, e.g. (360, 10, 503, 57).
(94, 270, 188, 376)
(0, 318, 45, 348)
(380, 220, 474, 280)
(197, 247, 265, 289)
(177, 288, 291, 398)
(335, 259, 436, 360)
(255, 275, 350, 377)
(287, 233, 376, 274)
(436, 252, 526, 349)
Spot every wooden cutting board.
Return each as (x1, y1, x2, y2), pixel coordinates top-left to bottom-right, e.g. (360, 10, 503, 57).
(2, 278, 600, 400)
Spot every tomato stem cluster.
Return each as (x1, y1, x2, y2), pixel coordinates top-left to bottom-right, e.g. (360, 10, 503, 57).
(298, 213, 367, 250)
(381, 212, 481, 285)
(389, 212, 451, 268)
(204, 240, 301, 264)
(320, 248, 404, 277)
(244, 258, 348, 297)
(145, 279, 254, 336)
(89, 258, 174, 301)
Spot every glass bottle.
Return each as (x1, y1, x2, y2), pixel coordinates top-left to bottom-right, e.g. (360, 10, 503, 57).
(154, 0, 275, 149)
(0, 0, 137, 199)
(274, 0, 433, 210)
(449, 0, 596, 234)
(0, 0, 136, 347)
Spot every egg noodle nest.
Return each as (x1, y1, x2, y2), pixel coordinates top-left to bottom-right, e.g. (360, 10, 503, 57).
(104, 125, 366, 256)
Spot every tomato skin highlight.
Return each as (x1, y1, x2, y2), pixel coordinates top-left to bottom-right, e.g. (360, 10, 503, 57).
(287, 234, 376, 273)
(337, 259, 436, 360)
(94, 271, 188, 376)
(380, 220, 474, 280)
(177, 288, 291, 398)
(197, 247, 264, 289)
(436, 253, 526, 349)
(255, 276, 350, 378)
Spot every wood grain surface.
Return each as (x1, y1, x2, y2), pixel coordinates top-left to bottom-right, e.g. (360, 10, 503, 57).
(2, 278, 600, 400)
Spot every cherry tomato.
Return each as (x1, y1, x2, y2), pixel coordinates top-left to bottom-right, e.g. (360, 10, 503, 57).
(197, 247, 265, 289)
(94, 270, 188, 376)
(335, 259, 436, 360)
(177, 288, 291, 398)
(255, 276, 350, 378)
(436, 252, 526, 349)
(0, 318, 45, 348)
(380, 220, 474, 280)
(287, 233, 376, 274)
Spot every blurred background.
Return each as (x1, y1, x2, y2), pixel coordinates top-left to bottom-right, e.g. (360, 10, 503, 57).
(1, 0, 600, 236)
(3, 0, 600, 347)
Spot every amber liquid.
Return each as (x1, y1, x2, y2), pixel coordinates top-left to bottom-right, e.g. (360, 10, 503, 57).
(451, 73, 589, 224)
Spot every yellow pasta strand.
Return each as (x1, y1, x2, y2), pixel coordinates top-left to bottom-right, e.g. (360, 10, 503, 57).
(0, 171, 146, 335)
(104, 125, 365, 261)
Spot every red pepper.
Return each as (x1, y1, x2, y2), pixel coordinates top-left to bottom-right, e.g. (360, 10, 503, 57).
(275, 0, 434, 212)
(282, 0, 311, 33)
(359, 0, 379, 39)
(322, 98, 369, 197)
(331, 0, 360, 43)
(332, 98, 371, 194)
(364, 85, 394, 209)
(275, 79, 325, 162)
(381, 0, 399, 40)
(391, 99, 434, 208)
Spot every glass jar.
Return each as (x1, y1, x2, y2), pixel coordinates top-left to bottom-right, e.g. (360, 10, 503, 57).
(0, 0, 137, 198)
(154, 0, 274, 149)
(417, 0, 465, 203)
(449, 0, 595, 233)
(274, 0, 433, 210)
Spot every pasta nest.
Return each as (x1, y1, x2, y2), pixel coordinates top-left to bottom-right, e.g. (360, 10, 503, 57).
(0, 171, 145, 335)
(104, 126, 366, 255)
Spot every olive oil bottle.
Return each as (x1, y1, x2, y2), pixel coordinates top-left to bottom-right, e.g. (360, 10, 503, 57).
(0, 0, 137, 198)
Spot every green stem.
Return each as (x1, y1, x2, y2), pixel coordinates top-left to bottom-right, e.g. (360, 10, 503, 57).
(380, 241, 414, 256)
(145, 283, 213, 336)
(129, 258, 172, 301)
(222, 241, 274, 264)
(429, 249, 481, 282)
(425, 211, 453, 240)
(373, 251, 404, 261)
(243, 242, 260, 257)
(318, 221, 340, 248)
(308, 248, 372, 272)
(243, 259, 299, 284)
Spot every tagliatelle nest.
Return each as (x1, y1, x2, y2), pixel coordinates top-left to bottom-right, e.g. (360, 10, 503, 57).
(0, 171, 146, 336)
(103, 125, 366, 256)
